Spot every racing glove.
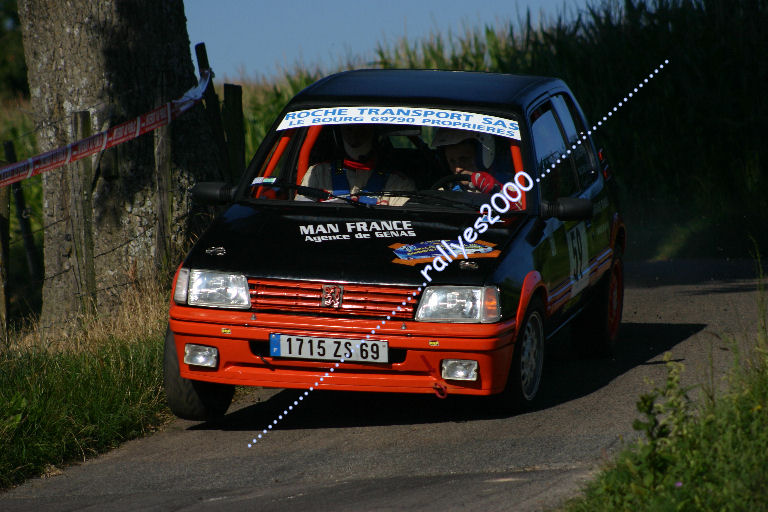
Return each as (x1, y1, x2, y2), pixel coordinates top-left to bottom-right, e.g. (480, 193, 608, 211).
(471, 171, 501, 194)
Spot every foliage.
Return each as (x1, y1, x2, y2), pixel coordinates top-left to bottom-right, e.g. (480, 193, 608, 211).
(0, 337, 167, 488)
(0, 279, 170, 489)
(0, 98, 42, 319)
(563, 348, 768, 511)
(240, 67, 323, 159)
(0, 0, 28, 99)
(238, 0, 768, 259)
(563, 270, 768, 512)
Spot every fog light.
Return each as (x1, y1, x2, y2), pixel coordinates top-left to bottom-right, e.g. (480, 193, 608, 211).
(184, 344, 218, 368)
(441, 359, 478, 381)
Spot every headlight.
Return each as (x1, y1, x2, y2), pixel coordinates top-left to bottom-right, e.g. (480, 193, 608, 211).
(415, 286, 500, 323)
(185, 269, 250, 309)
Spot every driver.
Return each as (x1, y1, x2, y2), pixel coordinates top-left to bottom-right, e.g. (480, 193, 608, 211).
(298, 124, 415, 206)
(431, 128, 503, 194)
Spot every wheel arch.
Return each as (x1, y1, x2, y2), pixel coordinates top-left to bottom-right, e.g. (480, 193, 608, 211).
(514, 270, 547, 338)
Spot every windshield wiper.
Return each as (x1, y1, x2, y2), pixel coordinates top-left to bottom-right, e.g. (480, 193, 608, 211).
(249, 179, 372, 208)
(366, 190, 482, 211)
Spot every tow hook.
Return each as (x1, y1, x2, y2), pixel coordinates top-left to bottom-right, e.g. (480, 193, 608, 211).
(433, 381, 448, 399)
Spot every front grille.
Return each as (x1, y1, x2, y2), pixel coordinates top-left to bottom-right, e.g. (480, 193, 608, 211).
(247, 278, 420, 319)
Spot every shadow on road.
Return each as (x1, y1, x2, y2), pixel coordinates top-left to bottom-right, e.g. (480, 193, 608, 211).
(539, 321, 705, 409)
(189, 321, 705, 432)
(625, 259, 758, 288)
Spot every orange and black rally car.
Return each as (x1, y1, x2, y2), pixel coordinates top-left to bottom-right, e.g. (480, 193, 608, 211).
(164, 69, 625, 420)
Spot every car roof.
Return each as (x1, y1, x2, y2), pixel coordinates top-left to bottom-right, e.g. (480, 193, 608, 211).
(287, 69, 565, 113)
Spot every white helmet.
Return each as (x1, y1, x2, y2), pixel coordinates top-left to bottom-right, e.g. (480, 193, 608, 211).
(431, 129, 495, 170)
(340, 124, 376, 161)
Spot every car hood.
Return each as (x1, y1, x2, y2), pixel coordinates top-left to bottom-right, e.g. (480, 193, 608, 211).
(184, 202, 528, 286)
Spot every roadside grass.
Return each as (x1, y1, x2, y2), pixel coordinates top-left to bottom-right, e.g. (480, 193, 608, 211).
(0, 280, 171, 490)
(561, 284, 768, 510)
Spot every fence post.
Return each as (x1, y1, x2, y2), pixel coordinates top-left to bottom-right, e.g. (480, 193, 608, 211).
(195, 42, 231, 183)
(3, 142, 42, 282)
(223, 83, 245, 182)
(155, 82, 172, 273)
(71, 111, 97, 313)
(0, 146, 9, 341)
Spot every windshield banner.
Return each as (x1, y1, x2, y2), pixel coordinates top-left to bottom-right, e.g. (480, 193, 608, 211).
(277, 106, 521, 140)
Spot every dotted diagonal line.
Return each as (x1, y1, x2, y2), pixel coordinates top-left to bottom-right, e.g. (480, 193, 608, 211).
(247, 57, 670, 448)
(535, 59, 669, 183)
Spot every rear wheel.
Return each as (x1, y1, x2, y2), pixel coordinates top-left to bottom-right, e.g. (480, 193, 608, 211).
(163, 328, 234, 421)
(574, 257, 624, 357)
(491, 299, 545, 413)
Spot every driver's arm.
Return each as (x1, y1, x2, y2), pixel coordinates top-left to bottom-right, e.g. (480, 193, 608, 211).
(383, 172, 416, 206)
(296, 162, 332, 201)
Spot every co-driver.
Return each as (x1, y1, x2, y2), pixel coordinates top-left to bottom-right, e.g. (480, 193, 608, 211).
(431, 128, 506, 193)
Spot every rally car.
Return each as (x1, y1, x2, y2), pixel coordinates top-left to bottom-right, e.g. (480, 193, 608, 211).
(164, 69, 625, 420)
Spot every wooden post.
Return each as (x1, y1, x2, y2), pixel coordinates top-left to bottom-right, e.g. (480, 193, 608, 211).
(0, 146, 9, 341)
(3, 142, 42, 281)
(71, 111, 97, 313)
(195, 42, 231, 183)
(155, 83, 172, 273)
(223, 83, 245, 182)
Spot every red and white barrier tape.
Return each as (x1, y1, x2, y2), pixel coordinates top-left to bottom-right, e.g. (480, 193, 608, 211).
(0, 69, 212, 188)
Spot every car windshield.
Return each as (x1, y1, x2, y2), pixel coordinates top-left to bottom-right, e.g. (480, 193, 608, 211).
(245, 105, 528, 212)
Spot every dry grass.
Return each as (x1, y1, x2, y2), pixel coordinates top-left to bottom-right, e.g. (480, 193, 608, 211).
(6, 277, 169, 355)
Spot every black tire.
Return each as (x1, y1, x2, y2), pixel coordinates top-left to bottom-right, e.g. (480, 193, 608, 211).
(163, 328, 234, 421)
(491, 298, 545, 413)
(574, 257, 624, 357)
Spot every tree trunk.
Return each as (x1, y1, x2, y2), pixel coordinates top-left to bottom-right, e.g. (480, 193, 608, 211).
(17, 0, 218, 329)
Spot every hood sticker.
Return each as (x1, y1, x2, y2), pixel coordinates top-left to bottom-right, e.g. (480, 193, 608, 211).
(389, 240, 500, 266)
(300, 220, 417, 243)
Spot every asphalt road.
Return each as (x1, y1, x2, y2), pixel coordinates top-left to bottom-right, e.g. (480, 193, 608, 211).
(1, 259, 762, 512)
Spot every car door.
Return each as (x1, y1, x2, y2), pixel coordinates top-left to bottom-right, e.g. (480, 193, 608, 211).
(528, 98, 584, 326)
(550, 93, 613, 283)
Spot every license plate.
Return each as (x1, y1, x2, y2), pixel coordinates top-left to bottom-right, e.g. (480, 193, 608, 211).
(269, 334, 388, 363)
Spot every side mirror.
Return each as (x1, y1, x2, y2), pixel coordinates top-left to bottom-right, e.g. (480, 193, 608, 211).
(540, 197, 593, 221)
(191, 182, 236, 205)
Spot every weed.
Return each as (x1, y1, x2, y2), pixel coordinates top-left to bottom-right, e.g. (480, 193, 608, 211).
(0, 278, 170, 489)
(563, 257, 768, 511)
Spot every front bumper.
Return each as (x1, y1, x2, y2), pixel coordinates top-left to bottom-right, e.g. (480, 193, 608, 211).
(169, 305, 517, 396)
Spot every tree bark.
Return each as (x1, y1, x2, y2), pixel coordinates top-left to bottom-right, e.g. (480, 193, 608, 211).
(17, 0, 218, 329)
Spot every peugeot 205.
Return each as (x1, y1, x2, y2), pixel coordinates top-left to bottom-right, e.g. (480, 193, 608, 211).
(164, 69, 625, 420)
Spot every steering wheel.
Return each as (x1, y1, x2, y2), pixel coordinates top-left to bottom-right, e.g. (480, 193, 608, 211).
(429, 173, 472, 190)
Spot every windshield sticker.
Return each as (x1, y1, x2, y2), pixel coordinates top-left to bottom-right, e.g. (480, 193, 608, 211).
(251, 176, 277, 185)
(389, 240, 500, 266)
(277, 106, 521, 140)
(300, 220, 417, 243)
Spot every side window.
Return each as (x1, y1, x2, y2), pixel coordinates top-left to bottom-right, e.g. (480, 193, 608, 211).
(551, 94, 598, 190)
(530, 101, 578, 200)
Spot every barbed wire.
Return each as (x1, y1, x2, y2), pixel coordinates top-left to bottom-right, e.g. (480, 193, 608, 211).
(74, 279, 140, 298)
(92, 210, 193, 260)
(24, 209, 198, 284)
(8, 215, 69, 247)
(0, 83, 152, 144)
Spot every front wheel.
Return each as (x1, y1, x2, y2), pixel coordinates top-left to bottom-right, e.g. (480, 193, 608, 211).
(491, 299, 545, 413)
(163, 328, 234, 421)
